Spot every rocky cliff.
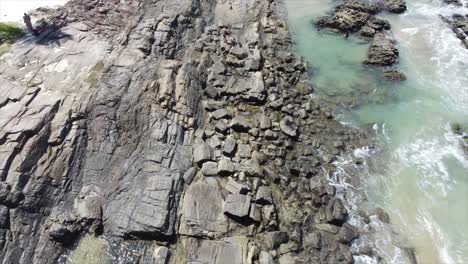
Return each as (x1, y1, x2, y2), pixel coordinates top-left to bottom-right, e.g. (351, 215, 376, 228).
(0, 0, 370, 263)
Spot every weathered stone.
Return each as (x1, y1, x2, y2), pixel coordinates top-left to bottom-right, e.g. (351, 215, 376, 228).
(325, 198, 347, 224)
(202, 161, 219, 176)
(337, 223, 359, 243)
(153, 246, 170, 264)
(279, 116, 298, 137)
(223, 136, 237, 156)
(255, 186, 273, 205)
(304, 232, 321, 249)
(194, 141, 213, 165)
(225, 177, 249, 194)
(315, 223, 340, 234)
(183, 167, 197, 184)
(364, 33, 399, 66)
(259, 251, 274, 264)
(179, 182, 227, 238)
(215, 120, 229, 134)
(238, 144, 252, 158)
(212, 108, 231, 120)
(243, 159, 263, 177)
(224, 194, 252, 219)
(231, 116, 252, 132)
(218, 159, 235, 175)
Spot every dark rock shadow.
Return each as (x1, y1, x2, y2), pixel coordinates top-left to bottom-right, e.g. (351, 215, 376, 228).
(21, 19, 73, 47)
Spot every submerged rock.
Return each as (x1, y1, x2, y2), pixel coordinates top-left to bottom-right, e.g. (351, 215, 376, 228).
(364, 33, 399, 66)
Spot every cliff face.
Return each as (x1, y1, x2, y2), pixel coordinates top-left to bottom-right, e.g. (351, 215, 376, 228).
(0, 0, 368, 263)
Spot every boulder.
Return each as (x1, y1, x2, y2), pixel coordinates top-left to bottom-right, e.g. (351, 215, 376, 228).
(183, 167, 197, 184)
(225, 178, 249, 194)
(218, 159, 235, 176)
(255, 186, 273, 205)
(215, 120, 229, 134)
(243, 159, 264, 177)
(212, 108, 231, 119)
(382, 0, 407, 13)
(259, 251, 274, 264)
(202, 161, 218, 176)
(223, 136, 237, 156)
(279, 116, 298, 138)
(337, 223, 359, 243)
(231, 116, 252, 132)
(224, 194, 252, 219)
(179, 182, 228, 238)
(364, 33, 399, 66)
(194, 141, 213, 165)
(325, 198, 347, 224)
(381, 70, 406, 81)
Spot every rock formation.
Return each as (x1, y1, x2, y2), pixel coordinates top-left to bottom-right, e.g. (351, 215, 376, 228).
(315, 0, 405, 66)
(0, 0, 371, 263)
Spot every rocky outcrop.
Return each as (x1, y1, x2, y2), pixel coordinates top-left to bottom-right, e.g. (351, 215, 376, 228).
(316, 0, 404, 67)
(0, 0, 371, 263)
(364, 33, 399, 65)
(441, 14, 468, 49)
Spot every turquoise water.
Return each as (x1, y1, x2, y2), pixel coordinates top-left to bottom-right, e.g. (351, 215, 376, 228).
(285, 0, 468, 263)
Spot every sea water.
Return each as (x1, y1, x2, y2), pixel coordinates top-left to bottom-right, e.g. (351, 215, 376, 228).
(284, 0, 468, 263)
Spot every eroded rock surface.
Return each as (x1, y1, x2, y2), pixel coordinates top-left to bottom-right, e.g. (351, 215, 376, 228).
(0, 0, 371, 263)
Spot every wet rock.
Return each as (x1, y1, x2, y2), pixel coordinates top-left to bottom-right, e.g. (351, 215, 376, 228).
(315, 223, 340, 234)
(337, 223, 359, 243)
(325, 198, 347, 224)
(382, 0, 407, 13)
(381, 70, 407, 81)
(364, 33, 399, 66)
(224, 194, 252, 219)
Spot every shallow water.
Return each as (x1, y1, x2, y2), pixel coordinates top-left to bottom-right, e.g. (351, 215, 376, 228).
(284, 0, 468, 263)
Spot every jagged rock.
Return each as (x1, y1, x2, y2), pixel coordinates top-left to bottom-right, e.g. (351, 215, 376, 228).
(255, 186, 273, 205)
(337, 223, 359, 243)
(225, 177, 249, 194)
(179, 182, 227, 238)
(260, 114, 272, 130)
(304, 232, 322, 249)
(212, 108, 231, 120)
(243, 159, 264, 177)
(223, 136, 237, 155)
(238, 144, 252, 158)
(231, 116, 252, 132)
(325, 198, 347, 224)
(364, 33, 399, 66)
(194, 141, 213, 165)
(202, 161, 219, 176)
(218, 159, 235, 175)
(224, 194, 252, 219)
(215, 120, 229, 134)
(280, 116, 298, 138)
(382, 0, 407, 13)
(48, 223, 76, 244)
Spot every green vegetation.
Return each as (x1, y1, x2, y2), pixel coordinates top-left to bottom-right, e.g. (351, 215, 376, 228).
(0, 23, 25, 57)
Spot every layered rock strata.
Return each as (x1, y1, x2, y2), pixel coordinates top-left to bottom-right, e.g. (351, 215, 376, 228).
(0, 0, 372, 263)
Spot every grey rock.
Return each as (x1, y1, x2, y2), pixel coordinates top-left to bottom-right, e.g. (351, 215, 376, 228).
(215, 120, 229, 134)
(364, 33, 399, 66)
(259, 251, 274, 264)
(225, 177, 249, 194)
(337, 223, 359, 243)
(238, 144, 252, 158)
(255, 186, 273, 205)
(183, 167, 197, 184)
(212, 108, 231, 120)
(243, 159, 263, 177)
(194, 141, 213, 165)
(224, 194, 252, 219)
(179, 182, 227, 238)
(231, 116, 252, 132)
(279, 116, 298, 137)
(315, 223, 340, 234)
(223, 136, 237, 156)
(218, 159, 235, 176)
(153, 246, 170, 264)
(202, 161, 218, 176)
